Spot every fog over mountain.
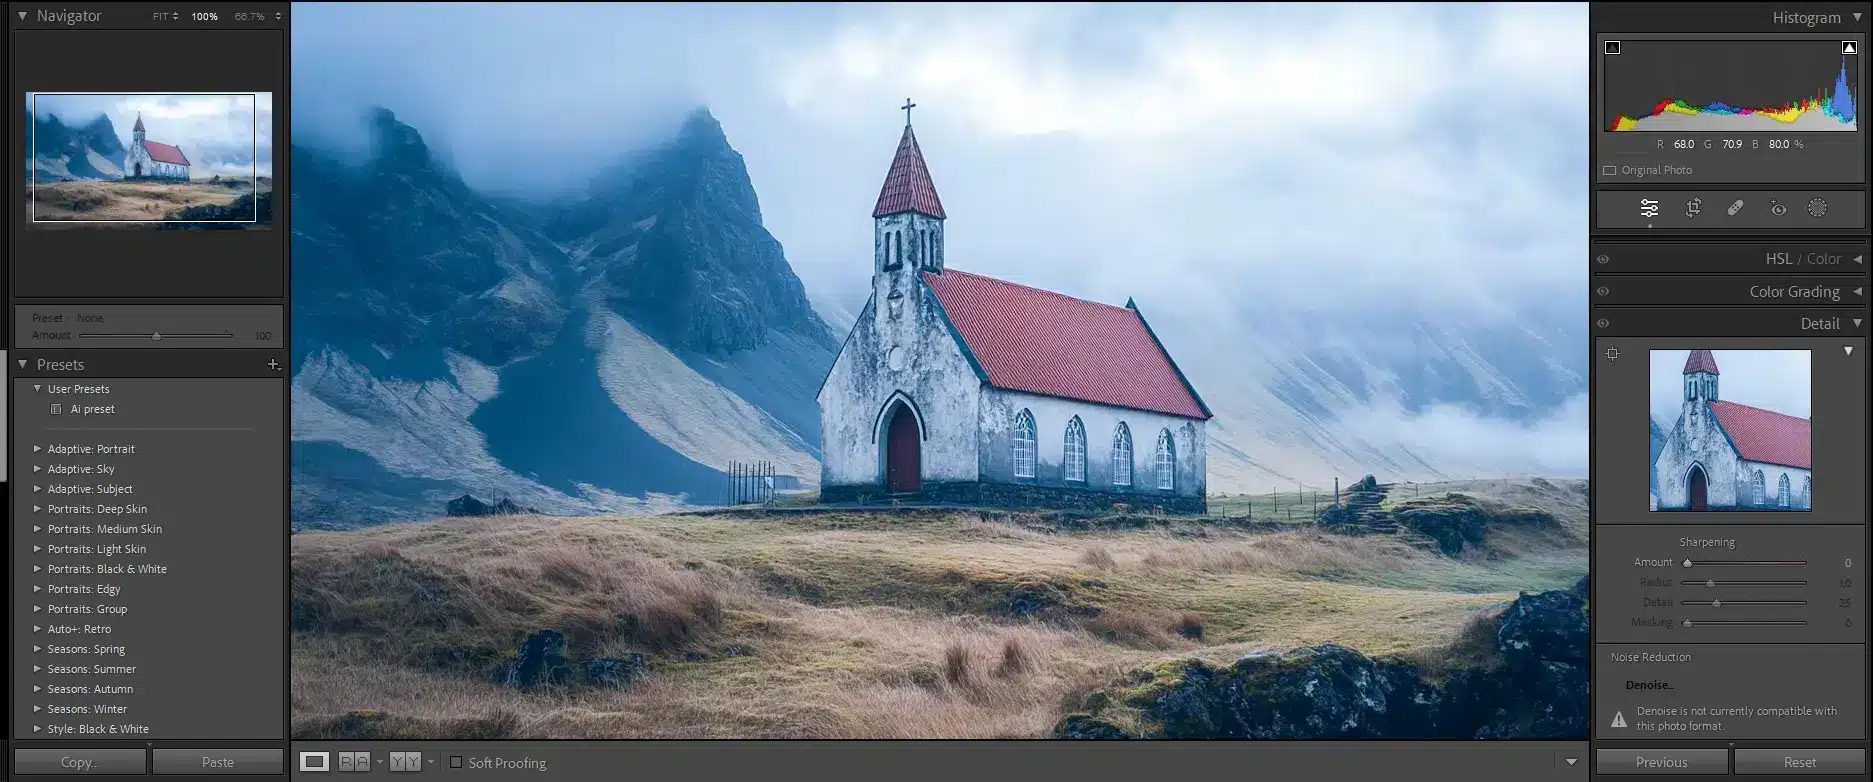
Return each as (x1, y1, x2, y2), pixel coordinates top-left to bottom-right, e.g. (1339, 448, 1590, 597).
(290, 3, 1587, 521)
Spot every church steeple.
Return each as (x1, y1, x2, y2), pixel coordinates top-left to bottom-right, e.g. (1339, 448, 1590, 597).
(1684, 349, 1719, 402)
(132, 112, 145, 143)
(872, 100, 946, 277)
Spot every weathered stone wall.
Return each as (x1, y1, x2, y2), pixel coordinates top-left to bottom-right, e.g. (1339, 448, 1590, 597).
(1656, 403, 1742, 509)
(978, 387, 1206, 500)
(821, 480, 1205, 514)
(818, 279, 982, 489)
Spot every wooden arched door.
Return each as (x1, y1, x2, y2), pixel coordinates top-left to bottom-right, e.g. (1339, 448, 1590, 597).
(1687, 465, 1708, 511)
(885, 403, 921, 493)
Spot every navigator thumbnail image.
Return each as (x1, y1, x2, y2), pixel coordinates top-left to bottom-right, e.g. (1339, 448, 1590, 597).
(24, 92, 274, 228)
(1604, 39, 1858, 132)
(1650, 349, 1811, 512)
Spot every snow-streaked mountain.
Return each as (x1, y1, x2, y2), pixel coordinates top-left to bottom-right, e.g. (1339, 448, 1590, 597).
(26, 111, 126, 181)
(291, 108, 830, 526)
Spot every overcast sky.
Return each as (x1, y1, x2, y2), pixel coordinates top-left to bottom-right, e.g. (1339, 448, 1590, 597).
(1650, 349, 1812, 426)
(29, 93, 273, 176)
(293, 3, 1585, 315)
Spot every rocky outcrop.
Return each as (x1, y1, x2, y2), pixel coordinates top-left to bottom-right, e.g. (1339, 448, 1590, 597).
(492, 630, 573, 690)
(443, 494, 534, 517)
(1383, 494, 1557, 556)
(163, 191, 272, 225)
(492, 631, 652, 690)
(1057, 581, 1589, 739)
(1317, 475, 1395, 532)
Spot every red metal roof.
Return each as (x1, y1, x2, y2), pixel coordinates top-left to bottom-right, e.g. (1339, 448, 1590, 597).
(873, 125, 945, 219)
(1683, 349, 1720, 374)
(1709, 400, 1809, 469)
(923, 269, 1209, 419)
(140, 139, 190, 166)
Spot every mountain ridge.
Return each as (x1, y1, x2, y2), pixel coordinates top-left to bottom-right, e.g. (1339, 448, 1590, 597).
(291, 107, 828, 526)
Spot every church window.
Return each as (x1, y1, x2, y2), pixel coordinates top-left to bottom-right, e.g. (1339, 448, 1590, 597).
(1752, 470, 1766, 506)
(1111, 423, 1133, 487)
(893, 231, 901, 267)
(1155, 430, 1175, 490)
(1801, 476, 1811, 509)
(1685, 378, 1694, 400)
(1063, 417, 1087, 482)
(1777, 474, 1790, 508)
(1012, 410, 1037, 478)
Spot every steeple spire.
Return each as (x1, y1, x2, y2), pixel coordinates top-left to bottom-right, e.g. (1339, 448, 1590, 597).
(873, 117, 945, 219)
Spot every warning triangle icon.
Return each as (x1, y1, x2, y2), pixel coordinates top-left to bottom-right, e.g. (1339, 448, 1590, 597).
(1610, 711, 1628, 728)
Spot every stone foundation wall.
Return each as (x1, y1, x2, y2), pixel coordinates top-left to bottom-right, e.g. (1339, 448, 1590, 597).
(822, 481, 1205, 515)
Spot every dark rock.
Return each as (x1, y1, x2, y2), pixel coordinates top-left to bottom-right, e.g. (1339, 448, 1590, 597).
(162, 191, 273, 227)
(1571, 573, 1590, 601)
(445, 494, 535, 517)
(493, 630, 573, 689)
(581, 655, 648, 688)
(1496, 588, 1588, 669)
(1054, 714, 1131, 740)
(1060, 584, 1590, 740)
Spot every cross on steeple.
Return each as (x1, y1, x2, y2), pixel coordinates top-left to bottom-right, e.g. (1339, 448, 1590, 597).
(901, 98, 916, 126)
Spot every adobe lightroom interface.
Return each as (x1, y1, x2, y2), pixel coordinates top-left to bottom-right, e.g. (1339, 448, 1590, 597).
(6, 2, 1869, 780)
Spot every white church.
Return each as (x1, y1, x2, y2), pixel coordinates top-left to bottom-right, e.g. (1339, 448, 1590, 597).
(818, 107, 1210, 513)
(122, 113, 192, 181)
(1654, 350, 1811, 511)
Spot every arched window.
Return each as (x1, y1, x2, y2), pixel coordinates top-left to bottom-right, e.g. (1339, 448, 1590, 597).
(893, 231, 901, 267)
(1801, 476, 1811, 509)
(1155, 430, 1175, 490)
(1752, 470, 1766, 506)
(1777, 473, 1791, 507)
(1111, 423, 1133, 487)
(1685, 378, 1694, 400)
(1063, 417, 1087, 482)
(1012, 410, 1036, 478)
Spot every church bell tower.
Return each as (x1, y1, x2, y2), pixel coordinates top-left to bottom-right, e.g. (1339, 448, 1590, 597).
(132, 113, 146, 144)
(1682, 349, 1720, 436)
(872, 100, 947, 296)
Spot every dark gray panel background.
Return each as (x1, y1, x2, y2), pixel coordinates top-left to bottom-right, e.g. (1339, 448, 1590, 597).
(1595, 644, 1866, 740)
(13, 378, 284, 740)
(1592, 240, 1870, 275)
(1596, 276, 1867, 306)
(1595, 308, 1870, 337)
(1593, 33, 1867, 185)
(14, 305, 285, 349)
(1594, 337, 1867, 524)
(1597, 525, 1866, 643)
(285, 742, 1592, 782)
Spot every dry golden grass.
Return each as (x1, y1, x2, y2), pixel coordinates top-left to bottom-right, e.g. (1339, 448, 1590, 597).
(292, 508, 1580, 739)
(27, 177, 267, 222)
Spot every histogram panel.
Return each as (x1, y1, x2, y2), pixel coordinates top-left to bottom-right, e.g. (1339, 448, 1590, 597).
(1605, 39, 1858, 132)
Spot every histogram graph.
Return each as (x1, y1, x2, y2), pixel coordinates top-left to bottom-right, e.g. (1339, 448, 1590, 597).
(1605, 39, 1859, 132)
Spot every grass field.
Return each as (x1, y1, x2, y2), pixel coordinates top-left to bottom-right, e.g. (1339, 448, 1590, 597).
(27, 176, 270, 222)
(291, 479, 1585, 739)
